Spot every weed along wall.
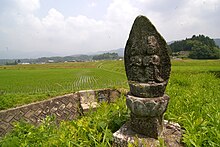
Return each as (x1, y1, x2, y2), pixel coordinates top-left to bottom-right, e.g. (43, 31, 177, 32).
(0, 89, 121, 137)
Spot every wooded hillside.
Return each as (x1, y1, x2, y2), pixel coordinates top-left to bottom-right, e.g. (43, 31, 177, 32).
(169, 35, 220, 59)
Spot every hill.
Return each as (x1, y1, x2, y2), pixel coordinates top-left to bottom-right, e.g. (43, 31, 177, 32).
(92, 52, 120, 60)
(169, 35, 220, 59)
(88, 48, 124, 57)
(169, 38, 220, 48)
(110, 48, 124, 56)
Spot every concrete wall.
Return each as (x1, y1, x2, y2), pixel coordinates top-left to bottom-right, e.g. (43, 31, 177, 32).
(0, 89, 121, 137)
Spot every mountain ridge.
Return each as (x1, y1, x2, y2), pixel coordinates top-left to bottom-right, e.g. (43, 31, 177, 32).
(0, 37, 219, 61)
(214, 38, 220, 47)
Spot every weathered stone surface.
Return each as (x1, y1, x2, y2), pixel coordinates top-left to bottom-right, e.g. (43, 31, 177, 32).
(109, 90, 121, 103)
(78, 90, 96, 104)
(130, 113, 163, 138)
(129, 81, 167, 97)
(126, 94, 169, 117)
(124, 15, 171, 98)
(113, 120, 183, 147)
(127, 94, 169, 138)
(79, 89, 121, 114)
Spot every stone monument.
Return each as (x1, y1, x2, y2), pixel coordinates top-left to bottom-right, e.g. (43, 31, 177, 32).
(113, 15, 183, 146)
(125, 15, 171, 138)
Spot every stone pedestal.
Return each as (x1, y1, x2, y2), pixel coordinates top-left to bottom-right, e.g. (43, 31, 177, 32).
(113, 120, 183, 147)
(126, 94, 169, 138)
(130, 114, 163, 139)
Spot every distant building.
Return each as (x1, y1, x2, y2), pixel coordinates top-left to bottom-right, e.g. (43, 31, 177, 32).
(48, 60, 54, 63)
(21, 63, 30, 65)
(35, 62, 45, 64)
(67, 60, 76, 62)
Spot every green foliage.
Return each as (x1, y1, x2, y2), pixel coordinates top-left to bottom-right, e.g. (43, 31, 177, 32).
(191, 35, 217, 47)
(170, 35, 220, 59)
(170, 39, 189, 52)
(166, 72, 220, 146)
(0, 98, 129, 146)
(189, 45, 220, 59)
(5, 60, 18, 65)
(92, 52, 119, 60)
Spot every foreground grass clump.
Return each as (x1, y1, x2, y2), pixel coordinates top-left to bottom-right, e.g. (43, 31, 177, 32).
(166, 72, 220, 147)
(0, 97, 129, 147)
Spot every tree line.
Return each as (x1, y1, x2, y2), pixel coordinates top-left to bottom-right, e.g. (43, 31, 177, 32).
(1, 53, 121, 65)
(92, 53, 120, 60)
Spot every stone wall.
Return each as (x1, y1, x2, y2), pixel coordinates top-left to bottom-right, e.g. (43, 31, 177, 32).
(0, 89, 121, 137)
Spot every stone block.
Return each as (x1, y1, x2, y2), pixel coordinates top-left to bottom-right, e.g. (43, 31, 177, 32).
(80, 102, 98, 112)
(78, 90, 96, 104)
(24, 109, 35, 118)
(129, 81, 167, 98)
(113, 121, 183, 147)
(96, 90, 109, 102)
(109, 90, 121, 103)
(132, 114, 164, 138)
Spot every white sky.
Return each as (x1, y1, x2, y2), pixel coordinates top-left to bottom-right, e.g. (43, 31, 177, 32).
(0, 0, 220, 59)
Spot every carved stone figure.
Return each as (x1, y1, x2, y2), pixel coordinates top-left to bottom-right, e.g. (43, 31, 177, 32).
(124, 15, 171, 138)
(125, 16, 171, 98)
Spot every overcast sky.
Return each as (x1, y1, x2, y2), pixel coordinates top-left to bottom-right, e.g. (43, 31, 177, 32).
(0, 0, 219, 59)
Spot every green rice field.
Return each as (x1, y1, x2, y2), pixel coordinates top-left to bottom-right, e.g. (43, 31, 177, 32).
(0, 61, 127, 110)
(0, 60, 219, 110)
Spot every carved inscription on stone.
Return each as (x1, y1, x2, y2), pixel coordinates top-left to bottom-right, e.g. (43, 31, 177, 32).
(124, 15, 171, 97)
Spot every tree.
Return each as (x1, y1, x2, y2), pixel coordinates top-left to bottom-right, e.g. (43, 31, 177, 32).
(5, 60, 18, 65)
(189, 45, 220, 59)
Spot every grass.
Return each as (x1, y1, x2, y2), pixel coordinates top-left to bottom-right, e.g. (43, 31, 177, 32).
(0, 59, 220, 146)
(166, 72, 220, 146)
